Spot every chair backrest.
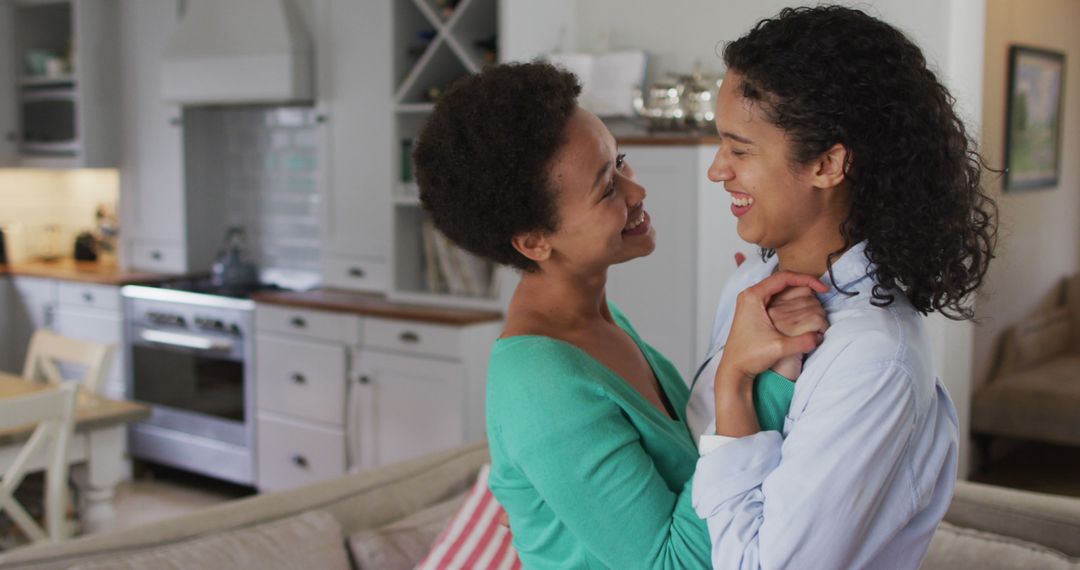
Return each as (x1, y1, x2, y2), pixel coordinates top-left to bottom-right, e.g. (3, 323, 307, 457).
(0, 382, 79, 544)
(21, 330, 116, 396)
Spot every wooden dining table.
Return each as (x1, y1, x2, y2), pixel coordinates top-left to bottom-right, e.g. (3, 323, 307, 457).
(0, 371, 150, 533)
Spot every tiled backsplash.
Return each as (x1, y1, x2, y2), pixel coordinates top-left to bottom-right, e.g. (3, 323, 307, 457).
(183, 105, 321, 277)
(0, 169, 119, 262)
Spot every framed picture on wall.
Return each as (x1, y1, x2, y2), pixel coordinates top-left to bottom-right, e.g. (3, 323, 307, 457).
(1004, 45, 1065, 191)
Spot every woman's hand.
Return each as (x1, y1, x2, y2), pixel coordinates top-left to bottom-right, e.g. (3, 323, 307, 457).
(767, 286, 829, 379)
(713, 272, 827, 437)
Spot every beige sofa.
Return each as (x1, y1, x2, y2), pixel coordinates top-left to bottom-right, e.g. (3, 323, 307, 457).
(0, 442, 1078, 569)
(972, 273, 1080, 467)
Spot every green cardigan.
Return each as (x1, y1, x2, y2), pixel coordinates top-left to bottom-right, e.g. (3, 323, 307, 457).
(486, 302, 794, 569)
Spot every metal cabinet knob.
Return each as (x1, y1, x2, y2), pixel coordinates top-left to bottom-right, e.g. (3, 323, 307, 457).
(399, 331, 420, 344)
(291, 373, 306, 385)
(358, 375, 371, 385)
(82, 292, 93, 303)
(290, 317, 306, 328)
(291, 454, 308, 468)
(168, 117, 182, 126)
(348, 267, 365, 278)
(151, 250, 163, 261)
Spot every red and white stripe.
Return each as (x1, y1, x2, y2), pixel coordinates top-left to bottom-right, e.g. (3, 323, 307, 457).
(417, 464, 521, 570)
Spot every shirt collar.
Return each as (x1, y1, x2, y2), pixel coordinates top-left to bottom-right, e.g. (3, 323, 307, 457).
(814, 240, 875, 305)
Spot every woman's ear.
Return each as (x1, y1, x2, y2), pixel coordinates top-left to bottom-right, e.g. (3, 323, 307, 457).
(512, 231, 552, 263)
(812, 143, 849, 189)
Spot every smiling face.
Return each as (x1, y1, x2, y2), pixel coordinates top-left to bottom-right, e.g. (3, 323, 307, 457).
(529, 106, 656, 274)
(708, 72, 830, 255)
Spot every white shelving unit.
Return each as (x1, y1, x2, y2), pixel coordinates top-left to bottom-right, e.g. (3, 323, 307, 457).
(3, 0, 119, 169)
(389, 0, 572, 310)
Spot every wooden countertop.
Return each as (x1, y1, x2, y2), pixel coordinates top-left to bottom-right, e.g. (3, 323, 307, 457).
(607, 119, 721, 146)
(0, 372, 151, 446)
(0, 258, 174, 286)
(252, 288, 503, 326)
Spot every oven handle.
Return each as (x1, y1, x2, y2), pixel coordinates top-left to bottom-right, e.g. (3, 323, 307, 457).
(138, 329, 235, 353)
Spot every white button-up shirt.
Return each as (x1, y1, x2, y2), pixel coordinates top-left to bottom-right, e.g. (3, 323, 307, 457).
(687, 241, 959, 570)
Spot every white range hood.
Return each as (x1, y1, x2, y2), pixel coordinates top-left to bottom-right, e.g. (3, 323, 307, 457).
(161, 0, 313, 105)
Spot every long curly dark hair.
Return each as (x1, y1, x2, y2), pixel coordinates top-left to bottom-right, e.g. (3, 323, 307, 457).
(725, 5, 997, 320)
(413, 63, 581, 271)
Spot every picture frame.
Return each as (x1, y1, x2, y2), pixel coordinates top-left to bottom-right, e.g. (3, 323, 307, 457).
(1004, 45, 1066, 191)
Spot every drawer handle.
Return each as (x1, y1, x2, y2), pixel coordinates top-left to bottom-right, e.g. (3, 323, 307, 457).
(348, 267, 365, 278)
(399, 331, 420, 344)
(291, 454, 308, 469)
(359, 375, 371, 385)
(290, 317, 307, 328)
(82, 292, 94, 303)
(151, 250, 163, 261)
(291, 373, 306, 385)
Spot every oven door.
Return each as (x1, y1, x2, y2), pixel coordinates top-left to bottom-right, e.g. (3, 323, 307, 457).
(129, 326, 248, 446)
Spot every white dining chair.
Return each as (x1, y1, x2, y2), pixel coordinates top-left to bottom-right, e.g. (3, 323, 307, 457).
(21, 330, 115, 396)
(0, 383, 79, 543)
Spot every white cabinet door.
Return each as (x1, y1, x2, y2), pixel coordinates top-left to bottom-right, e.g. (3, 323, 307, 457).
(316, 0, 392, 267)
(53, 306, 124, 398)
(0, 2, 16, 165)
(606, 147, 701, 379)
(118, 0, 187, 264)
(352, 349, 465, 470)
(10, 277, 57, 370)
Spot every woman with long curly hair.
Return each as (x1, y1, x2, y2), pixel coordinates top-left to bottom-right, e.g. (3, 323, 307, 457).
(687, 5, 997, 569)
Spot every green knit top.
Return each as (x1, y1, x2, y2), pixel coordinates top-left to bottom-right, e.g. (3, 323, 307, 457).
(486, 302, 795, 569)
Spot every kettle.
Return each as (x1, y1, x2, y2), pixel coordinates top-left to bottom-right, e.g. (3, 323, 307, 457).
(211, 226, 259, 291)
(632, 71, 723, 130)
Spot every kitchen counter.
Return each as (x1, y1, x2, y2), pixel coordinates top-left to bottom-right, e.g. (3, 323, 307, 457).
(607, 118, 721, 146)
(252, 288, 503, 326)
(0, 258, 175, 286)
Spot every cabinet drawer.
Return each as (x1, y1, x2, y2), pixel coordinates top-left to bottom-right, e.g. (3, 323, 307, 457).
(130, 242, 186, 273)
(362, 318, 461, 360)
(256, 413, 345, 492)
(321, 255, 388, 293)
(256, 304, 361, 344)
(12, 276, 56, 301)
(256, 335, 347, 426)
(57, 282, 120, 312)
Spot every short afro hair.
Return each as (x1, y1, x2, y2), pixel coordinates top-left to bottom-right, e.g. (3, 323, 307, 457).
(413, 62, 581, 272)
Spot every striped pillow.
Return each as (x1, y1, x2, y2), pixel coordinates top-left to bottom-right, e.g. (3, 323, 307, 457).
(416, 464, 520, 570)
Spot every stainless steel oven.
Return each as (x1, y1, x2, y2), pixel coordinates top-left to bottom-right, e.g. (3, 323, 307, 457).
(122, 284, 256, 485)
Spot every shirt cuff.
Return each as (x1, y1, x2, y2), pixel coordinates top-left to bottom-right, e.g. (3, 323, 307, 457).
(698, 434, 737, 455)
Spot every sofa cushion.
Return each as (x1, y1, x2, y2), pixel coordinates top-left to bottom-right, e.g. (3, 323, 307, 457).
(349, 491, 468, 570)
(416, 464, 518, 570)
(971, 354, 1080, 445)
(67, 510, 349, 570)
(922, 521, 1079, 569)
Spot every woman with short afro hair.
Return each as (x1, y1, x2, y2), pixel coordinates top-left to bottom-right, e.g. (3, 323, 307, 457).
(414, 62, 827, 569)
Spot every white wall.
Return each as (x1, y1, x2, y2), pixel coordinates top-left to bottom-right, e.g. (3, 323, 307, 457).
(974, 1, 1080, 386)
(573, 1, 957, 85)
(0, 169, 119, 261)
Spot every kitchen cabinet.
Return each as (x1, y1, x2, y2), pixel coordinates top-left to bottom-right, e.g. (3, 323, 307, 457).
(4, 277, 125, 397)
(1, 0, 119, 168)
(253, 302, 499, 492)
(253, 304, 357, 493)
(52, 282, 125, 398)
(116, 0, 223, 274)
(315, 0, 393, 293)
(9, 276, 58, 369)
(598, 144, 751, 379)
(387, 0, 573, 310)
